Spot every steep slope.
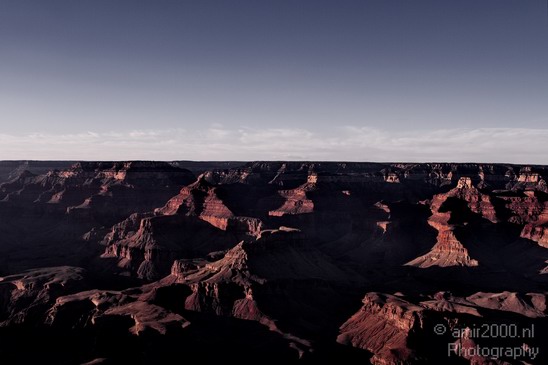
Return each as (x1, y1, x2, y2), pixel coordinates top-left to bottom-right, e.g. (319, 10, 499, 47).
(0, 161, 548, 364)
(406, 177, 497, 268)
(0, 162, 195, 274)
(338, 291, 548, 365)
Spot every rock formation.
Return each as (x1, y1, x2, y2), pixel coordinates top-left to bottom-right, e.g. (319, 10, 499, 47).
(0, 161, 547, 364)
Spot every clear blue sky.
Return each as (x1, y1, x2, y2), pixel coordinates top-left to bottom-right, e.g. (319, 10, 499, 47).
(1, 0, 547, 162)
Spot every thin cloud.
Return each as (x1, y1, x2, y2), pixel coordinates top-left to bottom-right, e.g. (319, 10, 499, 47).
(0, 127, 546, 164)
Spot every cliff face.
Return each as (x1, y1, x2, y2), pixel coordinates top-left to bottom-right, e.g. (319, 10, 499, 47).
(337, 291, 546, 365)
(406, 177, 492, 268)
(1, 161, 548, 364)
(0, 161, 75, 184)
(337, 293, 425, 365)
(0, 161, 195, 211)
(0, 161, 195, 273)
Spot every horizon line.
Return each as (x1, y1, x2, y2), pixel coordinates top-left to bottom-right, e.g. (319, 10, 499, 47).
(1, 159, 546, 166)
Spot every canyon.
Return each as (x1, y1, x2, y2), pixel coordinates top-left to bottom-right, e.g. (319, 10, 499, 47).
(0, 161, 547, 364)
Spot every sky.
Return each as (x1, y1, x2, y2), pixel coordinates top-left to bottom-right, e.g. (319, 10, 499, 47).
(1, 0, 547, 162)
